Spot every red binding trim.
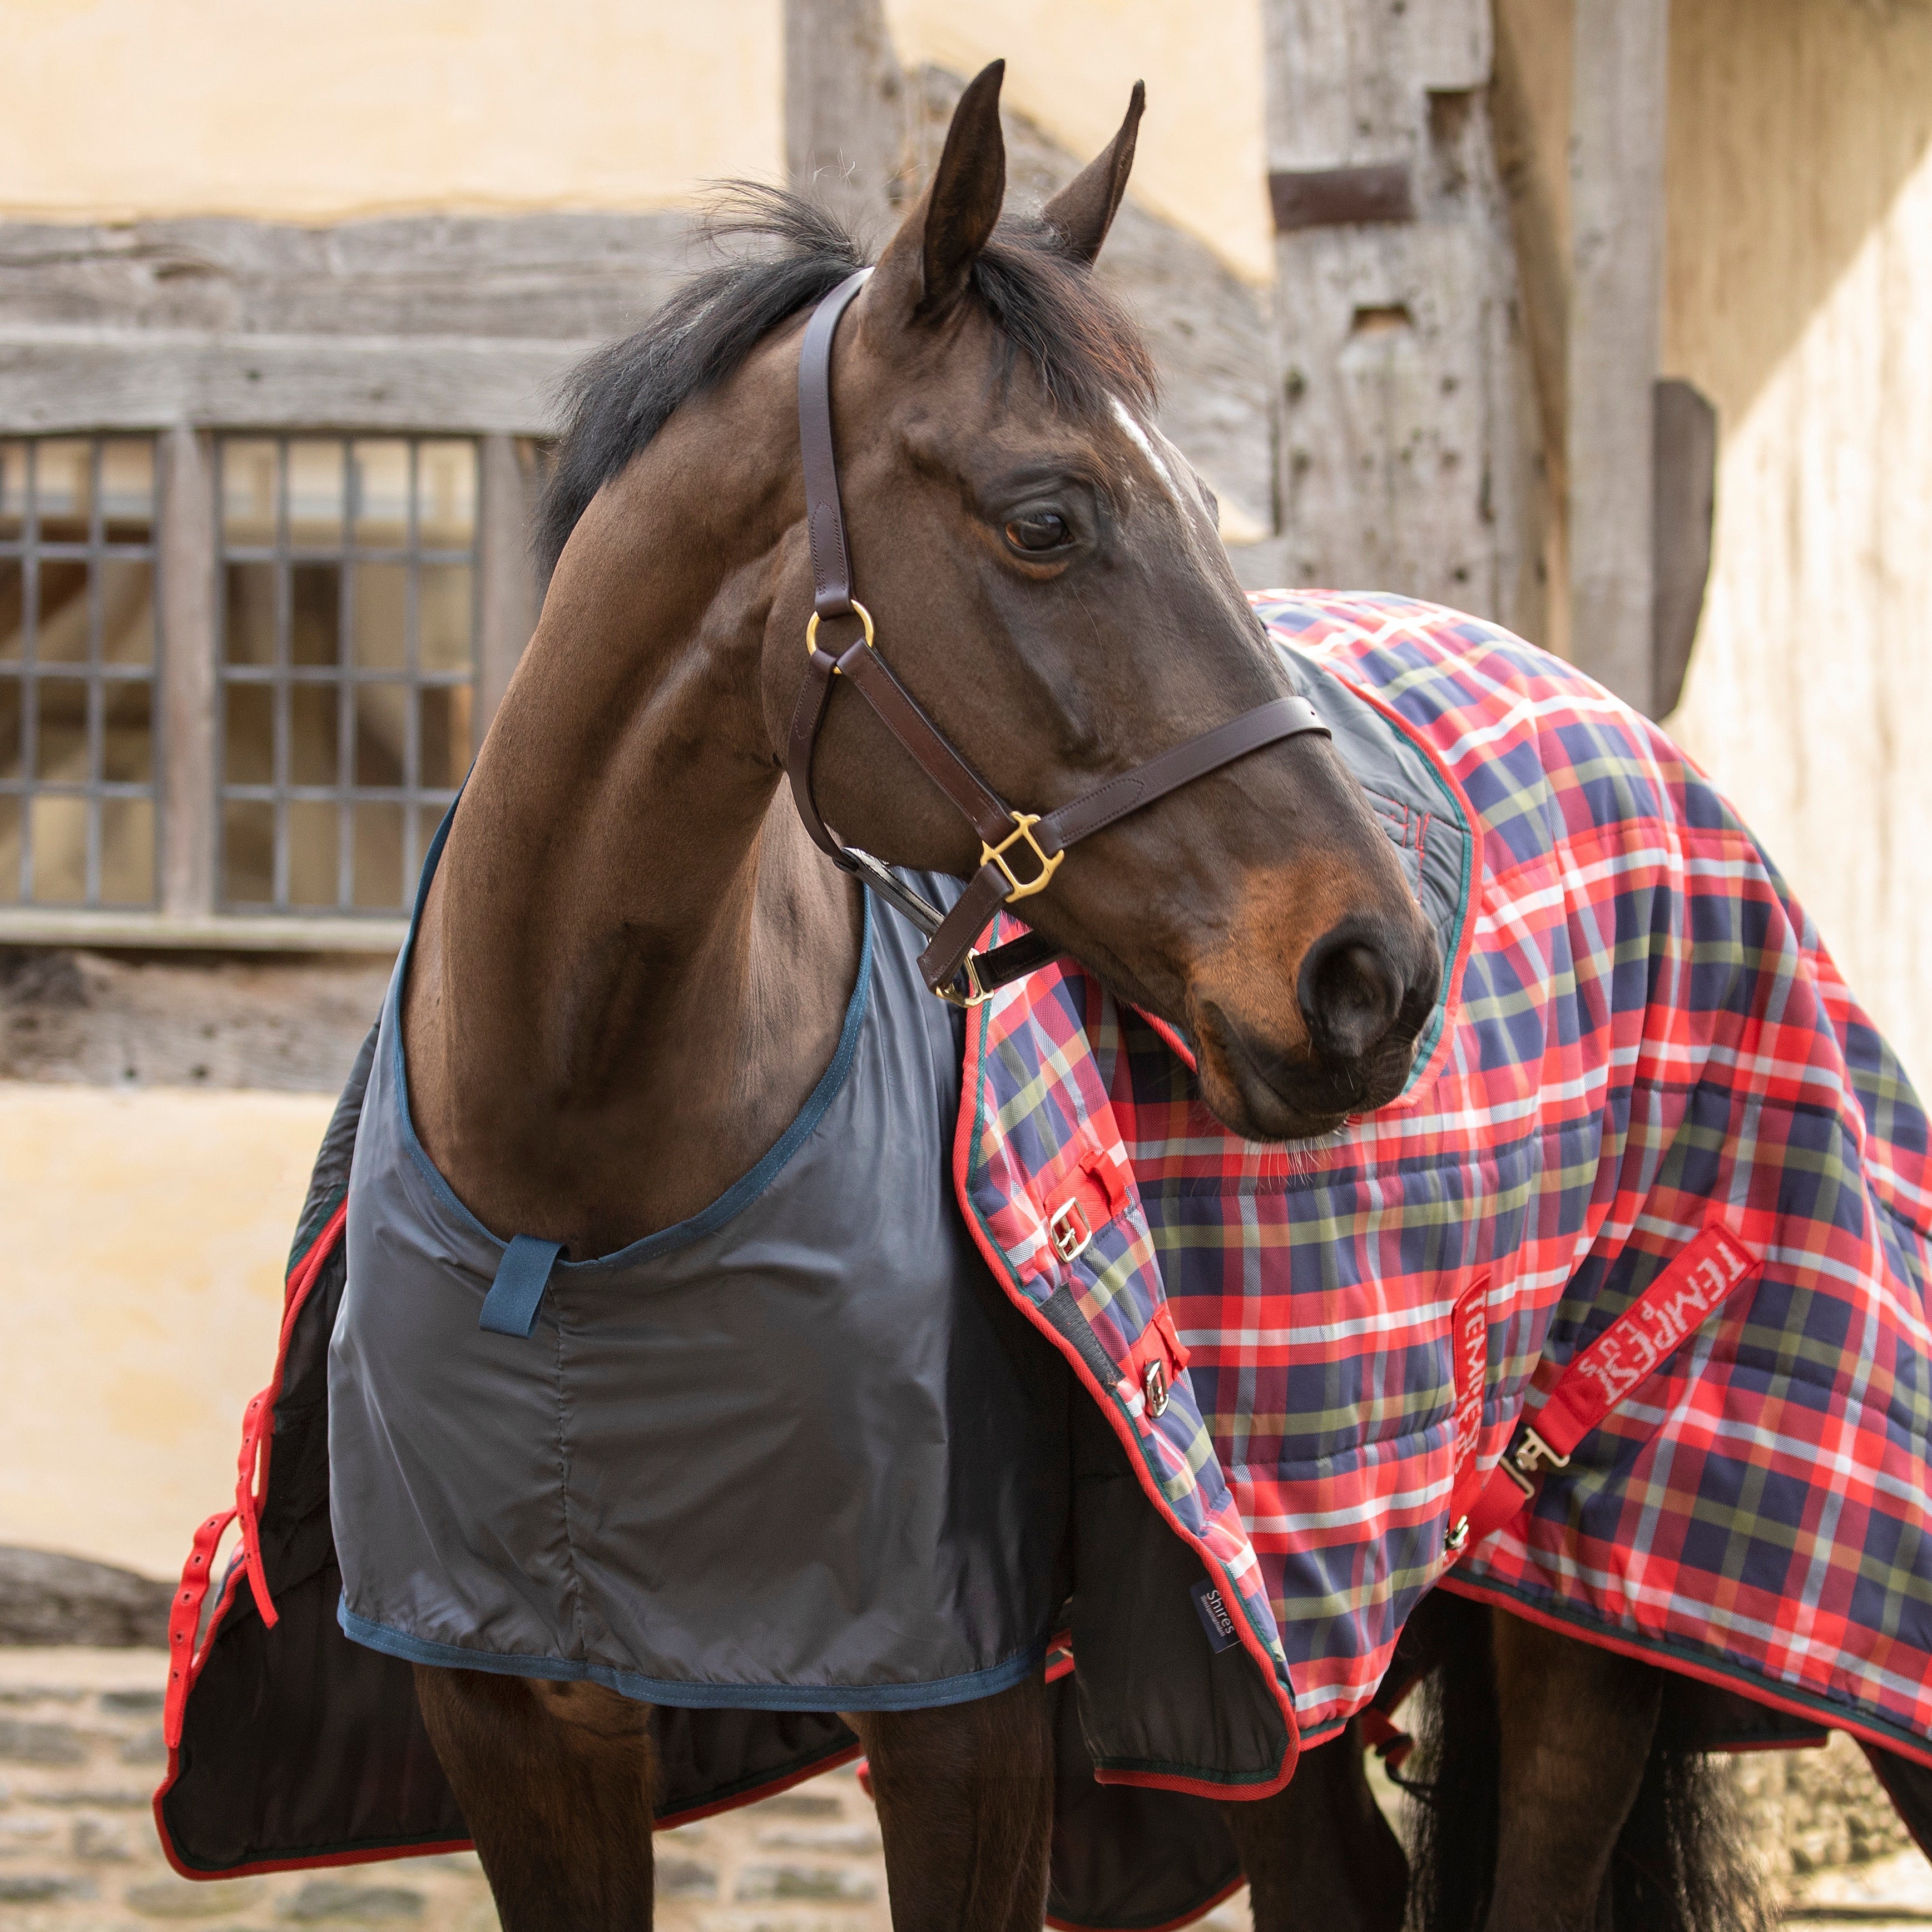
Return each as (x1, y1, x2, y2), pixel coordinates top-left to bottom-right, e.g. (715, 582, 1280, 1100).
(1437, 1574, 1932, 1774)
(953, 994, 1300, 1805)
(1355, 1705, 1414, 1772)
(155, 1202, 349, 1879)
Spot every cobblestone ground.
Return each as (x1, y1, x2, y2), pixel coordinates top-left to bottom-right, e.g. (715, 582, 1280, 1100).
(1, 1648, 1925, 1930)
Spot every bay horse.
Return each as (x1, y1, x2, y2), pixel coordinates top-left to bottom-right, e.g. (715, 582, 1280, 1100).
(395, 61, 1441, 1931)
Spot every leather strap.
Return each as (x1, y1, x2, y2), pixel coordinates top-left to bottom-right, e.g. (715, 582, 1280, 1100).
(784, 271, 1334, 1005)
(837, 638, 1020, 845)
(913, 696, 1329, 994)
(799, 269, 873, 617)
(1036, 697, 1324, 856)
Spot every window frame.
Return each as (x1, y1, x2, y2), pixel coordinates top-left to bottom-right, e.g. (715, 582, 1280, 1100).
(0, 434, 165, 913)
(0, 428, 540, 952)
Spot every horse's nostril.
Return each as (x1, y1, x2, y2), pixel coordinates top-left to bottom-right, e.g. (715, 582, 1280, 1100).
(1299, 927, 1405, 1063)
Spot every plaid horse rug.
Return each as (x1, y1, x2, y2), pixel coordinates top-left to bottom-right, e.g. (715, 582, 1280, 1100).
(156, 590, 1932, 1929)
(958, 589, 1932, 1776)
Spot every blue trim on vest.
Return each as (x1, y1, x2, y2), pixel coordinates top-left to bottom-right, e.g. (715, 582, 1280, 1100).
(338, 1601, 1046, 1712)
(386, 800, 878, 1274)
(479, 1235, 564, 1337)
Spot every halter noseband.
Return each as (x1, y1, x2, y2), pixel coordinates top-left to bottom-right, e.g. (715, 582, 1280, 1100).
(784, 267, 1332, 1007)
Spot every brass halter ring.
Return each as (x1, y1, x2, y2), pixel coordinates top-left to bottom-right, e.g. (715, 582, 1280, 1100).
(805, 600, 875, 665)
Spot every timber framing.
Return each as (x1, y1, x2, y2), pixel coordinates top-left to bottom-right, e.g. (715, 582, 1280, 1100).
(0, 329, 588, 437)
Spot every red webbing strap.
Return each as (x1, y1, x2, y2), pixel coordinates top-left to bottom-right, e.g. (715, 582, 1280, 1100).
(163, 1506, 236, 1750)
(1355, 1705, 1414, 1772)
(1445, 1276, 1491, 1535)
(1459, 1223, 1760, 1550)
(167, 1197, 350, 1754)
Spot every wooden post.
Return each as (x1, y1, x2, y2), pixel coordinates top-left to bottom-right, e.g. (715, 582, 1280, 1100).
(477, 434, 540, 746)
(156, 425, 216, 918)
(1261, 0, 1541, 637)
(1566, 0, 1670, 712)
(784, 0, 908, 241)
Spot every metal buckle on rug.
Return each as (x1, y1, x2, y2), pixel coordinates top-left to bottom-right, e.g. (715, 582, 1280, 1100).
(1048, 1198, 1093, 1264)
(1142, 1360, 1171, 1419)
(1501, 1423, 1571, 1499)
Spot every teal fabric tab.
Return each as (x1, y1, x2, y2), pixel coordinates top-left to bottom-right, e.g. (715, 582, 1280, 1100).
(479, 1236, 563, 1337)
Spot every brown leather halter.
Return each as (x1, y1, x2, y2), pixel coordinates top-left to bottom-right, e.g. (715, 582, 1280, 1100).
(784, 268, 1333, 1007)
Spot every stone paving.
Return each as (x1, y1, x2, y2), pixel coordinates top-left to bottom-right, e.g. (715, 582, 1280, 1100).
(2, 1647, 1926, 1929)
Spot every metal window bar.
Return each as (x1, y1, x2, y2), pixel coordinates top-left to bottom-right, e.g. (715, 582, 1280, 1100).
(0, 434, 162, 909)
(214, 434, 477, 916)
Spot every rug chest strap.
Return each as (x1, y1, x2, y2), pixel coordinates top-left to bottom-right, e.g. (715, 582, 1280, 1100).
(480, 1236, 565, 1338)
(1455, 1223, 1759, 1553)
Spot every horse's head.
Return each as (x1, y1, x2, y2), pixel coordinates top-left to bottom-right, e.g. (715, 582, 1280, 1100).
(763, 63, 1439, 1141)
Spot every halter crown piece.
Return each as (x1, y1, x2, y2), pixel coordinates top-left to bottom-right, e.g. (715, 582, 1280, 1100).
(784, 268, 1333, 1007)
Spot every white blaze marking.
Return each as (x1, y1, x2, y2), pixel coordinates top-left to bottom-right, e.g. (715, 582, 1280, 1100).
(1108, 394, 1189, 511)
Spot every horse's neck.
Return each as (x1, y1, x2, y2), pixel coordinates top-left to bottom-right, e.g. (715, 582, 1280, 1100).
(401, 432, 861, 1260)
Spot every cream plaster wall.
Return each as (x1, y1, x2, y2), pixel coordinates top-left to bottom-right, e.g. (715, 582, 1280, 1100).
(1664, 0, 1932, 1089)
(0, 1084, 333, 1578)
(881, 0, 1274, 284)
(0, 0, 783, 222)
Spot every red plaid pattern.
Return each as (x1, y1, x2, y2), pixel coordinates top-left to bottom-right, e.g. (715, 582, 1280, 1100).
(958, 592, 1932, 1761)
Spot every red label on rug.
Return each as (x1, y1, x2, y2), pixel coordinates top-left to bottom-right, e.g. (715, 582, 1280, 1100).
(1448, 1275, 1489, 1520)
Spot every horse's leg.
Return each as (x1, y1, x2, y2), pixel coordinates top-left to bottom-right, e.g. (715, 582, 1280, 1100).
(1483, 1609, 1661, 1932)
(847, 1676, 1054, 1932)
(1223, 1720, 1408, 1932)
(414, 1665, 656, 1931)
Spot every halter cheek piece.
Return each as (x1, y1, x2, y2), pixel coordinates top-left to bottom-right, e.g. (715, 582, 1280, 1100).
(784, 267, 1332, 1007)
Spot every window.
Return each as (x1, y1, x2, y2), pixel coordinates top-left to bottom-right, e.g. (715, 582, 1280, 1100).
(0, 424, 533, 944)
(0, 437, 160, 908)
(216, 436, 477, 914)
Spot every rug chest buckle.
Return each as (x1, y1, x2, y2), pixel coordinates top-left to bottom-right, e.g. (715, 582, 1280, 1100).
(1048, 1198, 1093, 1264)
(1502, 1423, 1570, 1498)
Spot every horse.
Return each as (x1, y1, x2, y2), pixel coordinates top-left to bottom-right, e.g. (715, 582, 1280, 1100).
(382, 61, 1440, 1931)
(148, 56, 1932, 1932)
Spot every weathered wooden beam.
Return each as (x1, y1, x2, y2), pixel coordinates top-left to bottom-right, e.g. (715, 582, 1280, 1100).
(0, 330, 591, 437)
(477, 434, 542, 745)
(1567, 0, 1670, 712)
(1652, 377, 1716, 719)
(0, 212, 690, 343)
(785, 0, 908, 241)
(1269, 165, 1415, 233)
(155, 426, 216, 919)
(1259, 0, 1539, 632)
(0, 907, 403, 952)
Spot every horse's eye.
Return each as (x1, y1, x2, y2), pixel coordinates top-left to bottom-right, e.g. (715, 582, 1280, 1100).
(1004, 512, 1072, 553)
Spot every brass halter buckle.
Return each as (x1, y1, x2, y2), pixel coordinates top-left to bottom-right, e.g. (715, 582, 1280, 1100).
(935, 950, 992, 1011)
(981, 813, 1063, 902)
(805, 600, 875, 663)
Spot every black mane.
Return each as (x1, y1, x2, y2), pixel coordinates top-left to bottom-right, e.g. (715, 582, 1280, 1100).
(534, 184, 1158, 576)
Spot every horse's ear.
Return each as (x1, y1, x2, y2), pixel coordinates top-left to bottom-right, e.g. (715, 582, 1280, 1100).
(1042, 82, 1145, 265)
(871, 60, 1007, 321)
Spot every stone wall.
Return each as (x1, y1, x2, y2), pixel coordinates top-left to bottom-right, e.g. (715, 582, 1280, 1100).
(7, 1645, 1931, 1931)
